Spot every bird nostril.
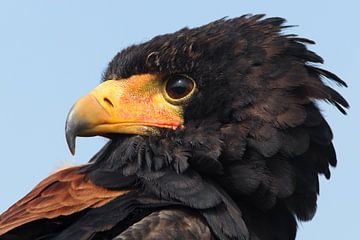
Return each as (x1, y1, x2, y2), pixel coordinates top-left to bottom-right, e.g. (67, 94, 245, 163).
(103, 97, 114, 108)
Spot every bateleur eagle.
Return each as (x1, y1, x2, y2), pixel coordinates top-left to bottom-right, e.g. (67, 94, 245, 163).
(0, 15, 348, 240)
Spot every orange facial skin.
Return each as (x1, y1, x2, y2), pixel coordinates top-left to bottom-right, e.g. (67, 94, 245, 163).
(65, 74, 186, 154)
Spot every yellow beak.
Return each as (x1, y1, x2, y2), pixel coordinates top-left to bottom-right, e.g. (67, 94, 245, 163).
(65, 74, 184, 154)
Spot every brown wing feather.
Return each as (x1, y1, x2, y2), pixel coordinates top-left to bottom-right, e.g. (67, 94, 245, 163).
(114, 209, 213, 240)
(0, 165, 129, 236)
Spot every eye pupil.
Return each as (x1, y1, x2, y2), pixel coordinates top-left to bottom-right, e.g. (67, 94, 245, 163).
(166, 76, 194, 100)
(172, 81, 188, 95)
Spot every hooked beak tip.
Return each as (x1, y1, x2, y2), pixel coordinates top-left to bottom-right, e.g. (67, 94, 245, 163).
(65, 125, 76, 155)
(64, 95, 101, 155)
(65, 104, 80, 156)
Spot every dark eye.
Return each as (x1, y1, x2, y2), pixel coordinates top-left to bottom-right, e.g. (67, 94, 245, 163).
(165, 76, 195, 100)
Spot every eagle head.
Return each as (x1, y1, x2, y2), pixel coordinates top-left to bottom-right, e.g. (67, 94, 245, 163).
(65, 14, 348, 232)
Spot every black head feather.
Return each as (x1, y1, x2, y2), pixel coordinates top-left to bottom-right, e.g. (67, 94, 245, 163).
(84, 14, 347, 240)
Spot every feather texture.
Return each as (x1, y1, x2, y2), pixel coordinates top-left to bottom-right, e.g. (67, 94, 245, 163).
(0, 166, 128, 237)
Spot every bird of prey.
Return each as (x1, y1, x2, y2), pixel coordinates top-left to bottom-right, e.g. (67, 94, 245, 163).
(0, 15, 348, 240)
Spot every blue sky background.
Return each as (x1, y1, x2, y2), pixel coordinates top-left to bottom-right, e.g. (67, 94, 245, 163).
(0, 1, 358, 239)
